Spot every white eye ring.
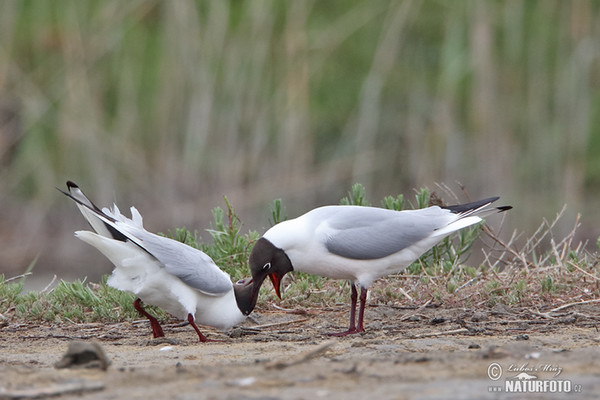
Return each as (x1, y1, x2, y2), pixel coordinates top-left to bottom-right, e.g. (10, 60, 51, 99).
(263, 262, 271, 271)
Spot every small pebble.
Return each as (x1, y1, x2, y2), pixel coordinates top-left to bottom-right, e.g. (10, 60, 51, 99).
(468, 343, 481, 349)
(471, 312, 488, 322)
(515, 334, 529, 341)
(552, 348, 569, 353)
(227, 376, 257, 387)
(413, 356, 431, 363)
(228, 327, 244, 338)
(54, 341, 110, 370)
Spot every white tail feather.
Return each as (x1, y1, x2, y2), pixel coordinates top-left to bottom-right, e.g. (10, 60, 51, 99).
(432, 216, 482, 237)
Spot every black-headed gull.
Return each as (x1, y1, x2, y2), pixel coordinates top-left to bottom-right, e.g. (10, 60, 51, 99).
(249, 197, 511, 336)
(60, 181, 257, 342)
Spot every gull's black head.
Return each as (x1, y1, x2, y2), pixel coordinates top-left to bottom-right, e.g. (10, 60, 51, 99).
(248, 237, 294, 301)
(233, 278, 258, 316)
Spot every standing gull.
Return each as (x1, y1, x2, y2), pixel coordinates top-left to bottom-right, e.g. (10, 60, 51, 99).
(60, 181, 257, 341)
(249, 197, 511, 336)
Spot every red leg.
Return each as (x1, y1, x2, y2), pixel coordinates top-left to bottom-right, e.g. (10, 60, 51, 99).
(356, 287, 368, 333)
(187, 314, 222, 343)
(133, 298, 164, 338)
(327, 283, 364, 337)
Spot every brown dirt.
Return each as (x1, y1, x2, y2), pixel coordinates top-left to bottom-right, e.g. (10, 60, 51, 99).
(1, 304, 599, 400)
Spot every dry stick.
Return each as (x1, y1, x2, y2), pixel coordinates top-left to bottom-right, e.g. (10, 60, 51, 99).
(482, 225, 529, 271)
(568, 261, 600, 282)
(398, 286, 413, 302)
(549, 298, 600, 314)
(4, 272, 33, 283)
(41, 274, 57, 293)
(528, 310, 556, 320)
(550, 238, 564, 270)
(497, 206, 567, 270)
(481, 225, 520, 267)
(557, 213, 581, 260)
(481, 246, 504, 272)
(436, 182, 461, 204)
(271, 304, 308, 313)
(265, 340, 336, 370)
(547, 213, 582, 272)
(250, 318, 310, 330)
(526, 206, 566, 256)
(455, 277, 476, 293)
(399, 298, 432, 321)
(409, 328, 469, 339)
(531, 298, 600, 319)
(0, 381, 105, 399)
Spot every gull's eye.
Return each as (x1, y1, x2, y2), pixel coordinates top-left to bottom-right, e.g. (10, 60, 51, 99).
(263, 262, 271, 271)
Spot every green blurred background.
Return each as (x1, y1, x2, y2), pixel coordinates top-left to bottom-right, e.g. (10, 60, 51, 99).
(1, 0, 599, 282)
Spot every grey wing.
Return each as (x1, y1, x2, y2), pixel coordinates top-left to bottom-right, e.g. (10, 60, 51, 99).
(324, 207, 451, 260)
(133, 230, 233, 295)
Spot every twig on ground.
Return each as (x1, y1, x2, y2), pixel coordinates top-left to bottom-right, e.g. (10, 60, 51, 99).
(548, 298, 600, 314)
(399, 298, 432, 322)
(251, 318, 309, 330)
(265, 340, 336, 370)
(270, 304, 309, 314)
(0, 381, 105, 399)
(568, 261, 600, 282)
(409, 327, 469, 338)
(527, 310, 555, 319)
(455, 278, 476, 293)
(398, 286, 413, 301)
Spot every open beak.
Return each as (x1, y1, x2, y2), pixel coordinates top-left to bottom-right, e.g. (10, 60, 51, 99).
(268, 273, 282, 299)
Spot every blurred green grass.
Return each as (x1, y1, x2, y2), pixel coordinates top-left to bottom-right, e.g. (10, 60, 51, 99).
(1, 0, 600, 276)
(2, 1, 599, 198)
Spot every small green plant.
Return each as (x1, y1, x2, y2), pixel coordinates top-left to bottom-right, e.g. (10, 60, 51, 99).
(203, 197, 259, 281)
(508, 279, 527, 304)
(340, 183, 371, 206)
(540, 276, 556, 294)
(163, 227, 202, 250)
(0, 276, 24, 314)
(269, 198, 286, 226)
(382, 194, 405, 211)
(413, 188, 430, 209)
(447, 280, 457, 294)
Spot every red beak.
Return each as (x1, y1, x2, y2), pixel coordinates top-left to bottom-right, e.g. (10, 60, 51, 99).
(268, 273, 282, 299)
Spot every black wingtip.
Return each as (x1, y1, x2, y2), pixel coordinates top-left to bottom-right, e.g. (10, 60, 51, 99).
(442, 196, 512, 215)
(66, 180, 79, 189)
(443, 197, 498, 213)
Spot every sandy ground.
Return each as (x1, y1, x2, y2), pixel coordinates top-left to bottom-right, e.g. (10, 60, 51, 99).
(1, 303, 599, 400)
